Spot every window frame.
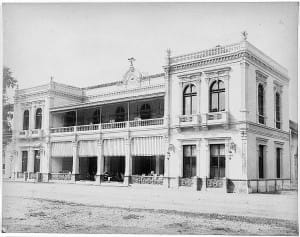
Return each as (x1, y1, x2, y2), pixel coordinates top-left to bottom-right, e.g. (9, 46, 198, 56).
(258, 83, 265, 124)
(35, 108, 42, 129)
(275, 92, 281, 129)
(23, 110, 29, 130)
(182, 145, 196, 178)
(209, 80, 225, 113)
(183, 84, 197, 115)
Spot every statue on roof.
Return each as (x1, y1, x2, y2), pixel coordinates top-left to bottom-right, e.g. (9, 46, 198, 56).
(241, 31, 248, 41)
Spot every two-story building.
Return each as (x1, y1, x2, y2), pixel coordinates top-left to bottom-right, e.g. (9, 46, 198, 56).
(10, 37, 293, 193)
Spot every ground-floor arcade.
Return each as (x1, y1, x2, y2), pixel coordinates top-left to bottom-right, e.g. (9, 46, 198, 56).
(12, 126, 294, 193)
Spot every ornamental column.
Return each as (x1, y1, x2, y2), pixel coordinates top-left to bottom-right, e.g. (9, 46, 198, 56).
(124, 136, 132, 185)
(30, 105, 35, 131)
(71, 140, 79, 182)
(96, 138, 103, 184)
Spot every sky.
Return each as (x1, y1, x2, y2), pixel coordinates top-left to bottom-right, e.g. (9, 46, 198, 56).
(3, 2, 298, 121)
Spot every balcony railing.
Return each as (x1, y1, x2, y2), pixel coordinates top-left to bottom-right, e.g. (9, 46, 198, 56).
(77, 124, 99, 132)
(50, 118, 165, 134)
(51, 126, 74, 133)
(18, 130, 43, 138)
(178, 114, 201, 127)
(202, 111, 228, 127)
(130, 118, 164, 127)
(101, 121, 127, 129)
(50, 173, 72, 181)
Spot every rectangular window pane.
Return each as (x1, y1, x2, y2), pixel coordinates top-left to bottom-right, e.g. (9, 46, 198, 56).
(219, 144, 225, 156)
(276, 148, 281, 178)
(191, 96, 197, 114)
(183, 157, 191, 178)
(210, 93, 218, 112)
(184, 97, 190, 115)
(210, 144, 219, 156)
(219, 92, 225, 111)
(259, 145, 264, 179)
(191, 145, 196, 157)
(183, 145, 191, 157)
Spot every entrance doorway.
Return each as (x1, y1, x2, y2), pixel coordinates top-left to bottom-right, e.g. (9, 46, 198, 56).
(79, 157, 97, 181)
(103, 156, 125, 182)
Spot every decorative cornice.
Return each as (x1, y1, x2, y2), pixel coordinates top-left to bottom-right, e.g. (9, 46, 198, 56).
(170, 51, 289, 82)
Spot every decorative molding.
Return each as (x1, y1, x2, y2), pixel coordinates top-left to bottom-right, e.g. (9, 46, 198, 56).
(170, 51, 289, 83)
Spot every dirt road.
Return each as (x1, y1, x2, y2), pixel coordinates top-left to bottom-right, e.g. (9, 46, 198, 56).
(2, 181, 298, 234)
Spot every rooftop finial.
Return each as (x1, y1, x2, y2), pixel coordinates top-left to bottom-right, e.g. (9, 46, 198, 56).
(50, 76, 54, 82)
(166, 48, 171, 58)
(241, 30, 248, 41)
(128, 57, 136, 68)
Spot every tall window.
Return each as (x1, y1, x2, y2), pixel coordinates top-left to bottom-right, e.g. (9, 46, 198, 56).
(34, 150, 40, 173)
(183, 84, 197, 115)
(275, 92, 281, 129)
(140, 103, 151, 119)
(23, 110, 29, 130)
(258, 145, 265, 179)
(22, 151, 28, 172)
(183, 145, 196, 178)
(115, 106, 125, 122)
(210, 80, 225, 112)
(258, 84, 265, 124)
(35, 108, 42, 129)
(276, 148, 281, 178)
(210, 144, 225, 178)
(93, 109, 100, 124)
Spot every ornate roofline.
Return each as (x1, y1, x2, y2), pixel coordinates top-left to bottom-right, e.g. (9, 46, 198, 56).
(168, 41, 289, 82)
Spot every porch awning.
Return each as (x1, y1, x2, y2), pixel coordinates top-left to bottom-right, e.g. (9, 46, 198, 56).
(131, 136, 164, 156)
(51, 142, 73, 157)
(103, 138, 125, 156)
(79, 140, 97, 157)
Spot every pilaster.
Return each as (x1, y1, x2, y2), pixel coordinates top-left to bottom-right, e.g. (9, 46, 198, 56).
(124, 136, 132, 185)
(71, 139, 79, 182)
(28, 148, 34, 173)
(96, 138, 103, 183)
(240, 61, 250, 121)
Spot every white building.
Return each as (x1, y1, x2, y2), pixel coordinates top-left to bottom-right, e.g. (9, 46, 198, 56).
(10, 37, 293, 193)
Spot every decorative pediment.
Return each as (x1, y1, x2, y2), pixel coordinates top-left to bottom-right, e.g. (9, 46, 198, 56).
(256, 70, 268, 85)
(122, 57, 142, 86)
(122, 66, 142, 85)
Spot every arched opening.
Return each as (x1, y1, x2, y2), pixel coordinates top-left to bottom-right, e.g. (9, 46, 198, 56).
(140, 103, 151, 120)
(183, 84, 197, 115)
(23, 110, 29, 130)
(210, 80, 225, 112)
(35, 108, 42, 129)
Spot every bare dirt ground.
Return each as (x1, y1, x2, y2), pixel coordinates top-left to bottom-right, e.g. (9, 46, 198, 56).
(2, 181, 299, 235)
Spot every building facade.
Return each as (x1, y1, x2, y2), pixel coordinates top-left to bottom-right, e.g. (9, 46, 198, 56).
(10, 38, 294, 193)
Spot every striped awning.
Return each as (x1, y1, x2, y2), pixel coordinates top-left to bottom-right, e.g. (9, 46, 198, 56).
(103, 138, 125, 156)
(79, 140, 97, 157)
(51, 142, 73, 157)
(131, 136, 164, 156)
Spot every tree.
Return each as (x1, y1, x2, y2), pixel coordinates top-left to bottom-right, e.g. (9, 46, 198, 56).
(3, 66, 17, 145)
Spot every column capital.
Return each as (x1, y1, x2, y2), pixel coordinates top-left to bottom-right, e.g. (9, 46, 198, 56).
(240, 61, 250, 68)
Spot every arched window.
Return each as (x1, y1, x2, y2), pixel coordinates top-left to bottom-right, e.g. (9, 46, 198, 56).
(140, 103, 151, 119)
(275, 92, 281, 129)
(210, 80, 225, 112)
(115, 106, 125, 122)
(93, 109, 100, 124)
(23, 110, 29, 130)
(258, 84, 265, 124)
(183, 84, 197, 115)
(35, 108, 42, 129)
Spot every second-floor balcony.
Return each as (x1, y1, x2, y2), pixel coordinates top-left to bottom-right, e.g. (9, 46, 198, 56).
(202, 111, 229, 127)
(18, 129, 44, 139)
(50, 117, 165, 134)
(178, 114, 201, 127)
